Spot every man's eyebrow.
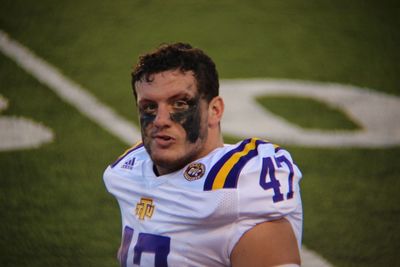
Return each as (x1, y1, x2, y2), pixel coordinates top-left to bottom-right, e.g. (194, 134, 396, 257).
(171, 82, 197, 98)
(137, 99, 155, 106)
(168, 91, 196, 101)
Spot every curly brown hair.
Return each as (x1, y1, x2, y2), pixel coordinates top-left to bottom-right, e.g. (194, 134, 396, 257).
(131, 43, 219, 102)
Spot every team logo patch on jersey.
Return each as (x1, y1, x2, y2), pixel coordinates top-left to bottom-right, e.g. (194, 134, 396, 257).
(135, 197, 155, 220)
(184, 162, 205, 181)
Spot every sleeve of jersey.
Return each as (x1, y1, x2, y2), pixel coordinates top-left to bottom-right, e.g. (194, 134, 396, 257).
(103, 160, 134, 197)
(102, 156, 132, 197)
(227, 145, 303, 254)
(103, 166, 113, 193)
(103, 142, 144, 196)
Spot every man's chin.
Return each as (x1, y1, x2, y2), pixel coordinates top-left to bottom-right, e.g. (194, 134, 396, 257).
(146, 142, 202, 173)
(152, 158, 185, 175)
(153, 155, 177, 165)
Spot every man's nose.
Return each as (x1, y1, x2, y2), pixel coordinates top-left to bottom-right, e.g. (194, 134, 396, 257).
(153, 105, 172, 127)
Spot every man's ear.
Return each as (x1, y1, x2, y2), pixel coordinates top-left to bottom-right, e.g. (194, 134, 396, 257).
(208, 96, 224, 127)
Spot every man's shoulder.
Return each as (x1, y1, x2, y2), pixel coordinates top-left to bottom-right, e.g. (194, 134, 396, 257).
(105, 141, 148, 174)
(202, 138, 283, 191)
(110, 142, 149, 168)
(202, 138, 302, 230)
(103, 142, 149, 192)
(211, 139, 302, 228)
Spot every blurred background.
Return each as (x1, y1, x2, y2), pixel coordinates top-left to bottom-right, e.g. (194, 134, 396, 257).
(0, 1, 399, 266)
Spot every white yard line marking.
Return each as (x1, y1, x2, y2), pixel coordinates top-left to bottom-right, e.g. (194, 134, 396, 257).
(0, 30, 141, 145)
(301, 248, 333, 267)
(0, 29, 332, 267)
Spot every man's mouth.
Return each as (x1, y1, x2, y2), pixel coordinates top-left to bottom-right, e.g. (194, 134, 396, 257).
(153, 134, 175, 146)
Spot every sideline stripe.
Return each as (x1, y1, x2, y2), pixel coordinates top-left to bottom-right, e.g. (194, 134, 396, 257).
(0, 29, 333, 267)
(0, 30, 141, 145)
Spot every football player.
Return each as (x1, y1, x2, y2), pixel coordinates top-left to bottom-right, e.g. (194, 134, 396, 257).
(104, 43, 303, 267)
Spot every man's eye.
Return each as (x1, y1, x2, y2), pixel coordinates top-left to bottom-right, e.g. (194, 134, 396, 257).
(173, 100, 189, 110)
(141, 103, 157, 114)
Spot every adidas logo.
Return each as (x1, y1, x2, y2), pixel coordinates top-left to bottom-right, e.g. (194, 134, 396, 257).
(122, 158, 135, 170)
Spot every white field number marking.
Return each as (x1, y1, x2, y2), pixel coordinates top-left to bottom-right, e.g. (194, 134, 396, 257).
(0, 95, 54, 151)
(221, 79, 400, 148)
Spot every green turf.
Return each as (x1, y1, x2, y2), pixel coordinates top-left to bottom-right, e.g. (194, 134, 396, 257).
(255, 95, 360, 130)
(291, 146, 400, 266)
(0, 0, 399, 123)
(0, 54, 124, 266)
(1, 1, 399, 266)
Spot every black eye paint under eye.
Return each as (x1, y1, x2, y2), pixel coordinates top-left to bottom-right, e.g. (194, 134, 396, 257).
(139, 97, 203, 144)
(139, 104, 156, 133)
(170, 97, 202, 143)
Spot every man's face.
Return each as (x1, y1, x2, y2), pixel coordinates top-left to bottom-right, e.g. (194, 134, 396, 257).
(135, 70, 210, 175)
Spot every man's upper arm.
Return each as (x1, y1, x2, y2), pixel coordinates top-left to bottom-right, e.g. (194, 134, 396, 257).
(230, 218, 301, 267)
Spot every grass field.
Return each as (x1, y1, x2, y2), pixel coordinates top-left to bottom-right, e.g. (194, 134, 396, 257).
(1, 1, 399, 266)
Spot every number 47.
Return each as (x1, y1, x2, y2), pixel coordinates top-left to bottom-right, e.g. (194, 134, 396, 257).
(259, 155, 295, 203)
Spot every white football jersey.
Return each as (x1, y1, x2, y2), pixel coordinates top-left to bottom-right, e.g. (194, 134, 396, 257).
(103, 138, 303, 267)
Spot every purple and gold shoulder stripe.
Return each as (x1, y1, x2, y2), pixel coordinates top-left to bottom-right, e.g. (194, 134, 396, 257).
(110, 141, 143, 168)
(203, 138, 269, 191)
